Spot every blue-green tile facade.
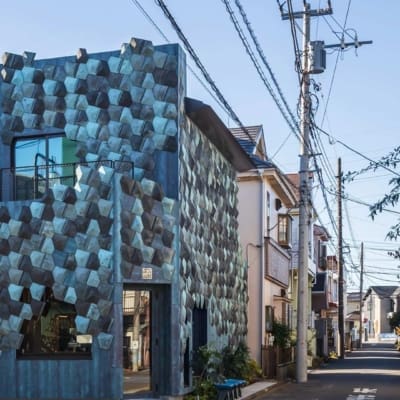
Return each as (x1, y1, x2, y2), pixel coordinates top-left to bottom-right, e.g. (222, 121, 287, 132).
(0, 37, 247, 399)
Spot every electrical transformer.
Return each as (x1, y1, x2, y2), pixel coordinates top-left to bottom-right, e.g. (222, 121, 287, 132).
(308, 40, 326, 74)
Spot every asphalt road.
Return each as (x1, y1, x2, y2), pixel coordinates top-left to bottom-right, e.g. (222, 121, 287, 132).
(258, 342, 400, 400)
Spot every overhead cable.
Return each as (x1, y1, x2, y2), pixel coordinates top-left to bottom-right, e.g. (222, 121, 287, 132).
(234, 0, 299, 131)
(221, 0, 299, 138)
(154, 0, 255, 143)
(130, 0, 228, 116)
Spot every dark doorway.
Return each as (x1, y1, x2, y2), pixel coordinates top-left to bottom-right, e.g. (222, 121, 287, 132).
(192, 306, 208, 375)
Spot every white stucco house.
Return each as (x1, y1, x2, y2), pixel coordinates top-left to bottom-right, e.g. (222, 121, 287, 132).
(232, 125, 297, 371)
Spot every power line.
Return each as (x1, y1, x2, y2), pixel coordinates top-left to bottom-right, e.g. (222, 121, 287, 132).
(154, 0, 255, 143)
(315, 125, 400, 177)
(130, 0, 228, 116)
(221, 0, 299, 139)
(234, 0, 299, 131)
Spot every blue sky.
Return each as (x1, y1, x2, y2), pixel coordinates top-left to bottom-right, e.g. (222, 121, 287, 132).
(1, 0, 399, 290)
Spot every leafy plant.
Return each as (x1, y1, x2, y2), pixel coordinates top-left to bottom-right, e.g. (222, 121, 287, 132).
(185, 342, 262, 399)
(221, 341, 262, 383)
(272, 321, 291, 348)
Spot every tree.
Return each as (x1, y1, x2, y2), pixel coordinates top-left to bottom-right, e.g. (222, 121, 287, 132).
(345, 146, 400, 258)
(389, 311, 400, 330)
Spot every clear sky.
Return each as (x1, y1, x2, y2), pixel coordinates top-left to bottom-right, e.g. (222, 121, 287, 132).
(1, 0, 399, 291)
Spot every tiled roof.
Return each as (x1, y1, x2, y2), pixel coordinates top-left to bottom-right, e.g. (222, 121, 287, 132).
(230, 126, 262, 155)
(230, 125, 261, 142)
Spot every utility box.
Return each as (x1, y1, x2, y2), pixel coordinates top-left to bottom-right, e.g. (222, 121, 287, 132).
(308, 40, 326, 74)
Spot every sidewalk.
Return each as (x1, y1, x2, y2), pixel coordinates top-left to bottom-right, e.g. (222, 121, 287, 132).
(238, 380, 279, 399)
(123, 377, 280, 400)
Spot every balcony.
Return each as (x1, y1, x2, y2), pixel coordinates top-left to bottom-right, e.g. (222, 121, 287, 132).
(0, 160, 134, 202)
(264, 236, 291, 286)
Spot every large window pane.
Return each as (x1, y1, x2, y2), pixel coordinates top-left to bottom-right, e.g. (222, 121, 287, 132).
(13, 135, 78, 200)
(18, 288, 92, 358)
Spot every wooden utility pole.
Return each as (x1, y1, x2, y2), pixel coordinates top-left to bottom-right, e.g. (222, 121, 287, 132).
(358, 242, 364, 348)
(337, 158, 345, 358)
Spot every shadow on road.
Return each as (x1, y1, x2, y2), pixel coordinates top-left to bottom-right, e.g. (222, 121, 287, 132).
(257, 341, 400, 399)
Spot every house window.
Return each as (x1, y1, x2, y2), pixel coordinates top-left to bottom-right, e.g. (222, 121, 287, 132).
(277, 214, 291, 248)
(18, 288, 92, 358)
(13, 134, 78, 200)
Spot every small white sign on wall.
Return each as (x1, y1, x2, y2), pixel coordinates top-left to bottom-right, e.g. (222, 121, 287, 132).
(142, 268, 153, 280)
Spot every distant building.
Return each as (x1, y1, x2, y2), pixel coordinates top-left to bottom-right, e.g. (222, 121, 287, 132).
(311, 227, 338, 358)
(364, 286, 398, 338)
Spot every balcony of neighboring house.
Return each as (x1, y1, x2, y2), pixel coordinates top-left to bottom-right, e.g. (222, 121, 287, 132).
(264, 235, 291, 287)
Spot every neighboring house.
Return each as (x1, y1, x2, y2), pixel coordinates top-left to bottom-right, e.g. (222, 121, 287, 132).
(232, 125, 297, 371)
(0, 38, 253, 399)
(346, 291, 364, 345)
(364, 286, 398, 338)
(311, 226, 340, 358)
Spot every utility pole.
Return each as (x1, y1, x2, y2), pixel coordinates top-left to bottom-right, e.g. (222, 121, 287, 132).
(295, 2, 311, 383)
(337, 158, 345, 359)
(278, 0, 372, 381)
(358, 242, 364, 348)
(280, 1, 332, 383)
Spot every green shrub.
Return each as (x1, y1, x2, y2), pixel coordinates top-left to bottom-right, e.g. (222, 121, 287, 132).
(221, 342, 262, 383)
(185, 342, 262, 399)
(272, 321, 291, 348)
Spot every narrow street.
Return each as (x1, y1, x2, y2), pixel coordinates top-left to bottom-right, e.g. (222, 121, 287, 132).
(258, 342, 400, 400)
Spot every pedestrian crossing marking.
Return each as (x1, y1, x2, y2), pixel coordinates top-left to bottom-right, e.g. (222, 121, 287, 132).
(346, 387, 377, 399)
(353, 388, 377, 394)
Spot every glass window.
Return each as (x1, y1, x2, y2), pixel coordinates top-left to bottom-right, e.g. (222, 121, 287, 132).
(13, 135, 78, 200)
(18, 288, 92, 358)
(278, 214, 291, 248)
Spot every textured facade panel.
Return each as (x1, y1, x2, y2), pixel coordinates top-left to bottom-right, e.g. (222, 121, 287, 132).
(0, 35, 247, 399)
(178, 116, 247, 360)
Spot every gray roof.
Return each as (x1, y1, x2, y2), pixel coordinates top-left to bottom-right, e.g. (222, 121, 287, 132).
(230, 125, 261, 154)
(229, 126, 276, 169)
(367, 286, 398, 299)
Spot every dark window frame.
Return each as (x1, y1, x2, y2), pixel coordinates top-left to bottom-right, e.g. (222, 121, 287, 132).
(17, 288, 92, 360)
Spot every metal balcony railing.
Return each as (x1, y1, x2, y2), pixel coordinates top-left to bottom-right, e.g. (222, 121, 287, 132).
(0, 160, 134, 202)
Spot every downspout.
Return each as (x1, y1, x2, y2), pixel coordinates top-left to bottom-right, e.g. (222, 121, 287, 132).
(258, 170, 266, 355)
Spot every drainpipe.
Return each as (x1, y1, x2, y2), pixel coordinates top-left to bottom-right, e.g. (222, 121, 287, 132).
(258, 170, 266, 359)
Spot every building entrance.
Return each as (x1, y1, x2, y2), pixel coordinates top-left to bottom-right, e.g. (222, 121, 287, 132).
(122, 284, 171, 398)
